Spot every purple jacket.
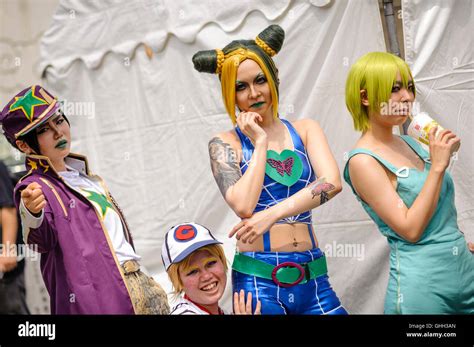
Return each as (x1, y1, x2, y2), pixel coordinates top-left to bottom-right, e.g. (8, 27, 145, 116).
(14, 153, 136, 314)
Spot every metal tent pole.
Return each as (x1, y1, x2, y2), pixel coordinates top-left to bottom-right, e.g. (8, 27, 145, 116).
(383, 0, 401, 57)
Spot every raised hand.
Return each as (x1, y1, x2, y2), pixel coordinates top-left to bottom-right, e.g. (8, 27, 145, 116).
(21, 182, 46, 215)
(428, 127, 460, 172)
(233, 289, 261, 315)
(236, 111, 267, 146)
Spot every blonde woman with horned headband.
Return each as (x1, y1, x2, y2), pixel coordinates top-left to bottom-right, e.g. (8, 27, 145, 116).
(193, 25, 347, 315)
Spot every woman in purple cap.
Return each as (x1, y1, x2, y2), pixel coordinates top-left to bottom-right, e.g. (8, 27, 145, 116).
(0, 85, 169, 314)
(162, 222, 260, 315)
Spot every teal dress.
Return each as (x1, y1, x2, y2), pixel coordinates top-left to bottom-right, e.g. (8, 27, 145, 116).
(344, 135, 474, 314)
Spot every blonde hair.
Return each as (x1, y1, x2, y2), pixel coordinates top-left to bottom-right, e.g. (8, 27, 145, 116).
(220, 49, 279, 125)
(166, 244, 228, 297)
(192, 25, 285, 126)
(345, 52, 415, 132)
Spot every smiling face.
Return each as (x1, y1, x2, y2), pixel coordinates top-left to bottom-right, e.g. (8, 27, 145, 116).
(179, 249, 226, 312)
(235, 59, 273, 119)
(36, 112, 71, 165)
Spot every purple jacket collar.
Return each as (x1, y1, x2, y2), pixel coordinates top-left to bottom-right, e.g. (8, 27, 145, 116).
(24, 152, 91, 179)
(21, 152, 135, 249)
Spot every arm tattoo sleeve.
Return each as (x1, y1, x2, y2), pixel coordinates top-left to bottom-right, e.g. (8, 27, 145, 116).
(208, 137, 242, 197)
(309, 179, 335, 206)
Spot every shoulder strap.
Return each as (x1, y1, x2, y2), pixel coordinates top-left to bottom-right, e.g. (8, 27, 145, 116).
(346, 148, 398, 173)
(343, 148, 398, 198)
(400, 135, 430, 161)
(280, 118, 305, 151)
(234, 126, 254, 163)
(234, 125, 246, 145)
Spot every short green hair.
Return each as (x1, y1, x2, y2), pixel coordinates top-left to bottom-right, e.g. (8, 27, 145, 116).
(345, 52, 415, 132)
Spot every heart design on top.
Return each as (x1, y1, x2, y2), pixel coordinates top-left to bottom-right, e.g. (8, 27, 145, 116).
(265, 149, 303, 187)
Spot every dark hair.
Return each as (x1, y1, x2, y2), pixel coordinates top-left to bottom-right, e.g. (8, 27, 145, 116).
(192, 24, 285, 76)
(17, 113, 70, 155)
(17, 131, 41, 154)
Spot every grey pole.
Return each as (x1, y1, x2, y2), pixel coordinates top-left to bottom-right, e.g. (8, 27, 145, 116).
(383, 0, 401, 57)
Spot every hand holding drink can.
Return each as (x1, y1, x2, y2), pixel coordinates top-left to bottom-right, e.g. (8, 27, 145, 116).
(407, 112, 461, 153)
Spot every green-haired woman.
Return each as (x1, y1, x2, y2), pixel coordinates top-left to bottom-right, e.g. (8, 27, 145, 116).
(192, 25, 347, 315)
(343, 52, 474, 314)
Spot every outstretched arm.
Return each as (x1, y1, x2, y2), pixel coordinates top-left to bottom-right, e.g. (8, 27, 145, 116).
(16, 181, 57, 253)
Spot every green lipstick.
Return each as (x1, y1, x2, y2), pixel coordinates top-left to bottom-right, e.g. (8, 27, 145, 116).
(55, 139, 68, 149)
(251, 102, 265, 109)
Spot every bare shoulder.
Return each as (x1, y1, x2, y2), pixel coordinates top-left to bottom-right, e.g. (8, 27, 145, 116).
(348, 138, 382, 170)
(208, 129, 242, 162)
(208, 129, 243, 197)
(348, 152, 392, 188)
(348, 153, 380, 171)
(290, 118, 324, 146)
(211, 129, 239, 145)
(291, 118, 321, 132)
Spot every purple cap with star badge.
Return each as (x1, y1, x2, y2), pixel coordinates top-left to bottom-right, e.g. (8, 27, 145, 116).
(0, 85, 60, 147)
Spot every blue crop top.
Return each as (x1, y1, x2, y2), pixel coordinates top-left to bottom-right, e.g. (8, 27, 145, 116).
(235, 118, 316, 224)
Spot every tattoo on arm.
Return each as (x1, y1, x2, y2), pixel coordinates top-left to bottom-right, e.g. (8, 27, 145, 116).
(309, 180, 335, 205)
(319, 190, 331, 205)
(208, 137, 242, 197)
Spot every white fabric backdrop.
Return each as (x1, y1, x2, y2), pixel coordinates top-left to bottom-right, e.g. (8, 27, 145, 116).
(38, 0, 472, 314)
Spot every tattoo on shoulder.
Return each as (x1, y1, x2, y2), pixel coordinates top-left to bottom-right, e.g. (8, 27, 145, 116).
(309, 179, 335, 205)
(208, 137, 242, 197)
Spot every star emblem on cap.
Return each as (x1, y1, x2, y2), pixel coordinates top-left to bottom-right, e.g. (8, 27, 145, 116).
(9, 87, 48, 122)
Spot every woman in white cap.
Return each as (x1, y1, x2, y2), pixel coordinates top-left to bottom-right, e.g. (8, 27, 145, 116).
(162, 222, 260, 315)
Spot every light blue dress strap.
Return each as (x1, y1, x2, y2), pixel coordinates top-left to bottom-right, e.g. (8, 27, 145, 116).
(400, 135, 430, 162)
(343, 148, 398, 198)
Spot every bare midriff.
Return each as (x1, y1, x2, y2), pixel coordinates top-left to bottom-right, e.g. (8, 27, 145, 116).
(237, 222, 318, 252)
